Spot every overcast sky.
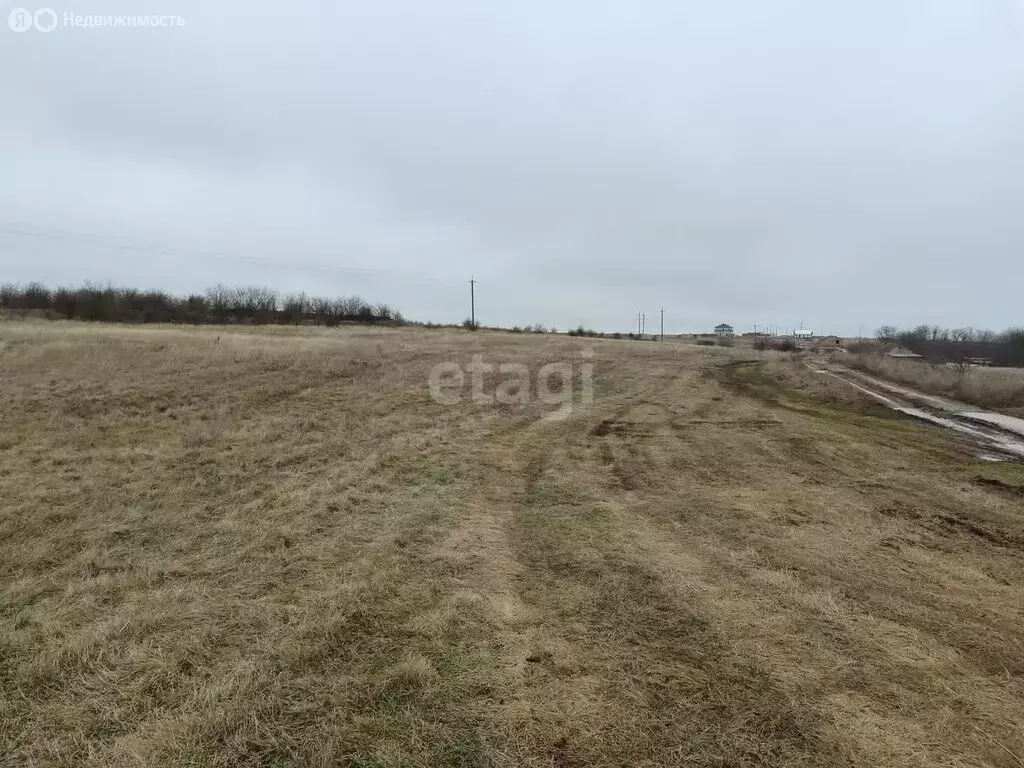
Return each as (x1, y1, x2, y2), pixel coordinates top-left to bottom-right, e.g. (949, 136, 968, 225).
(2, 1, 1022, 334)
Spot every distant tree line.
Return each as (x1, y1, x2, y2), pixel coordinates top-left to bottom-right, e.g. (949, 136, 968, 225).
(875, 324, 1024, 367)
(0, 282, 405, 326)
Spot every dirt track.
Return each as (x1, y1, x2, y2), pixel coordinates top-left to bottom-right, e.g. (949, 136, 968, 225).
(810, 362, 1024, 461)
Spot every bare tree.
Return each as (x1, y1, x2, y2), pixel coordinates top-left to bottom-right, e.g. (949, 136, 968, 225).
(205, 285, 232, 322)
(282, 292, 308, 324)
(0, 283, 18, 309)
(875, 325, 898, 342)
(310, 296, 332, 326)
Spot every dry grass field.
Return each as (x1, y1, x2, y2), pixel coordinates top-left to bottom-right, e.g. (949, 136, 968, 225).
(2, 321, 1024, 767)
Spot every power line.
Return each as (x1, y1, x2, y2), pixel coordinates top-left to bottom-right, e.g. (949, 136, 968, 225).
(0, 220, 461, 287)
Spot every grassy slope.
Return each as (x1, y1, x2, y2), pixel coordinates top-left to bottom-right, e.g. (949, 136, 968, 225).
(1, 322, 1023, 767)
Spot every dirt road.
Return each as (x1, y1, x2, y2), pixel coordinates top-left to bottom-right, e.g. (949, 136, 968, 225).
(810, 362, 1024, 461)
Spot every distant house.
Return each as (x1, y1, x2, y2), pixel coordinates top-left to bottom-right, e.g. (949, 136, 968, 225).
(714, 323, 734, 337)
(813, 335, 843, 350)
(793, 329, 815, 339)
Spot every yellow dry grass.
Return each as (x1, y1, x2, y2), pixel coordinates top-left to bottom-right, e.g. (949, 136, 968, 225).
(2, 320, 1024, 767)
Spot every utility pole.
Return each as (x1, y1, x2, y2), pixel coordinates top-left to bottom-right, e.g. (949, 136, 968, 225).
(660, 308, 664, 341)
(469, 277, 476, 327)
(641, 312, 646, 337)
(637, 311, 642, 336)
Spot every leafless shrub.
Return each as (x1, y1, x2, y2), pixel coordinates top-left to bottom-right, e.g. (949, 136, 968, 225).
(0, 281, 407, 327)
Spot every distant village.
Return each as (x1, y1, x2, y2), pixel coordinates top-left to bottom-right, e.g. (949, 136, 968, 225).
(676, 323, 846, 352)
(674, 323, 1004, 365)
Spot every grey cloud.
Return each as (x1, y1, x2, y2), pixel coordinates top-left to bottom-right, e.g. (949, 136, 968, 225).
(2, 0, 1023, 332)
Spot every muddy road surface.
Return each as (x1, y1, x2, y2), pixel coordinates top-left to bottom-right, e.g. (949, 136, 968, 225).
(809, 362, 1024, 461)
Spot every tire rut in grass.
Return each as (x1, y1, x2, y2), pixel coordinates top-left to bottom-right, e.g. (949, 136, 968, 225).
(490, 416, 844, 767)
(505, 500, 841, 767)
